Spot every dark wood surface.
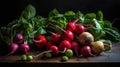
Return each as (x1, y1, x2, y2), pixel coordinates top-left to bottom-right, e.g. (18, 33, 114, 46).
(0, 42, 120, 63)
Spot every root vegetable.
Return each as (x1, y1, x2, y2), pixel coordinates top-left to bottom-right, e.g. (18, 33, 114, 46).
(75, 24, 92, 35)
(59, 40, 71, 53)
(71, 41, 80, 56)
(48, 31, 61, 44)
(50, 24, 74, 41)
(34, 45, 59, 57)
(91, 41, 104, 55)
(80, 45, 94, 57)
(19, 44, 30, 55)
(79, 32, 94, 45)
(13, 33, 24, 44)
(7, 43, 19, 56)
(66, 19, 79, 32)
(32, 35, 47, 48)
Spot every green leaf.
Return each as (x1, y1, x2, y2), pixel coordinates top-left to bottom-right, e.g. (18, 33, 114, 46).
(48, 8, 60, 17)
(104, 28, 120, 41)
(64, 11, 75, 16)
(85, 13, 96, 19)
(21, 4, 36, 19)
(97, 10, 103, 21)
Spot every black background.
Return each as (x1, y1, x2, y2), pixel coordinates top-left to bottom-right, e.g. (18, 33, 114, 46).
(0, 0, 120, 28)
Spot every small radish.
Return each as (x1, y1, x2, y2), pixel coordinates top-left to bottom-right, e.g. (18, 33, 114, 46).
(66, 19, 79, 32)
(71, 41, 80, 57)
(45, 41, 54, 50)
(34, 45, 59, 57)
(80, 45, 94, 57)
(75, 24, 92, 35)
(7, 43, 19, 56)
(50, 24, 74, 41)
(19, 44, 30, 55)
(48, 31, 61, 44)
(13, 33, 24, 44)
(32, 35, 47, 48)
(59, 40, 71, 53)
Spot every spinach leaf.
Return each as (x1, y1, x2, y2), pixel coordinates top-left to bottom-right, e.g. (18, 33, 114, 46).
(21, 4, 36, 19)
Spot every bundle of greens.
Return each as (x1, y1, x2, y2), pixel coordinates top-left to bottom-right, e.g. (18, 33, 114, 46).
(0, 4, 120, 47)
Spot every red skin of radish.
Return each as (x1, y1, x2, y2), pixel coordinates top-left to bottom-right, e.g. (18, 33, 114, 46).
(71, 41, 80, 57)
(50, 45, 59, 55)
(62, 30, 74, 42)
(33, 35, 47, 48)
(59, 40, 71, 51)
(75, 24, 90, 35)
(35, 45, 59, 57)
(19, 44, 30, 54)
(7, 43, 19, 56)
(45, 41, 54, 50)
(50, 24, 74, 41)
(50, 33, 61, 44)
(66, 19, 79, 32)
(80, 45, 94, 57)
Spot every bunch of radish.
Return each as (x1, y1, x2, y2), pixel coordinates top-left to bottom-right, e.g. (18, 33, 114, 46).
(7, 33, 30, 56)
(32, 19, 110, 61)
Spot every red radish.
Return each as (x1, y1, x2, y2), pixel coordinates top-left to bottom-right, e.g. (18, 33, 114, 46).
(50, 24, 74, 41)
(62, 30, 74, 41)
(78, 32, 94, 45)
(13, 33, 24, 44)
(71, 41, 80, 57)
(75, 24, 91, 35)
(66, 19, 79, 31)
(34, 45, 59, 57)
(59, 40, 71, 53)
(80, 45, 94, 57)
(32, 35, 47, 48)
(7, 43, 19, 56)
(45, 41, 54, 50)
(48, 31, 61, 44)
(19, 44, 30, 55)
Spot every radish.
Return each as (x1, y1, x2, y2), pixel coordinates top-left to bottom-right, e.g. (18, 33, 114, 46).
(19, 44, 30, 55)
(80, 45, 94, 57)
(91, 41, 104, 55)
(45, 41, 54, 50)
(50, 24, 74, 41)
(71, 41, 80, 57)
(32, 35, 47, 48)
(59, 40, 71, 53)
(75, 24, 92, 35)
(48, 31, 61, 44)
(34, 45, 59, 57)
(78, 32, 94, 45)
(13, 33, 24, 44)
(66, 19, 79, 32)
(7, 43, 19, 56)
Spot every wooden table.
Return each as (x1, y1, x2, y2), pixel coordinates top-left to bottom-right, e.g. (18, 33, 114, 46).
(0, 42, 120, 67)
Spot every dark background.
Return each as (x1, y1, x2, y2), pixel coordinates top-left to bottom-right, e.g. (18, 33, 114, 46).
(0, 0, 120, 28)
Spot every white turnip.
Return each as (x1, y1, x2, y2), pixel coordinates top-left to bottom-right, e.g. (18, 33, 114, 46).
(91, 41, 104, 55)
(78, 32, 94, 45)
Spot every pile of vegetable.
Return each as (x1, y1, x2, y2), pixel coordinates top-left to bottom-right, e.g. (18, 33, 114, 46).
(0, 4, 120, 61)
